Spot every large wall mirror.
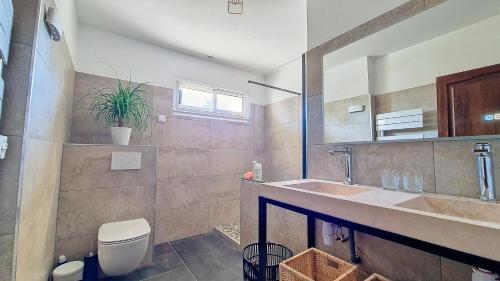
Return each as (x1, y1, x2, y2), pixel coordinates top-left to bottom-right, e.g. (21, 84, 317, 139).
(321, 0, 500, 144)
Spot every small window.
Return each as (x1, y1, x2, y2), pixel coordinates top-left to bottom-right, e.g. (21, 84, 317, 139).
(175, 80, 248, 120)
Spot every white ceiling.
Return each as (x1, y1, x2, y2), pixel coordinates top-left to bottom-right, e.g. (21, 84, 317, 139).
(75, 0, 307, 75)
(307, 0, 408, 50)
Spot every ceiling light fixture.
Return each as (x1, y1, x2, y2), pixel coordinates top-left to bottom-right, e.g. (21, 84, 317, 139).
(228, 0, 243, 15)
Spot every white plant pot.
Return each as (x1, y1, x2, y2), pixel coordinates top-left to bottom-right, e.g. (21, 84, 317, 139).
(110, 127, 132, 145)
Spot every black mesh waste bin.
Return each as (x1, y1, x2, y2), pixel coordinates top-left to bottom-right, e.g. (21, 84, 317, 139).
(242, 243, 293, 281)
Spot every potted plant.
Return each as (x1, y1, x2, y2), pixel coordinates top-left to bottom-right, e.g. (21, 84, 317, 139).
(80, 77, 152, 145)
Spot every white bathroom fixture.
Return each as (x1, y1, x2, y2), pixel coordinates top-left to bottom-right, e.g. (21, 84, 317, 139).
(0, 135, 7, 160)
(98, 218, 151, 277)
(52, 261, 84, 281)
(44, 0, 63, 41)
(376, 108, 424, 141)
(111, 151, 141, 171)
(228, 0, 243, 15)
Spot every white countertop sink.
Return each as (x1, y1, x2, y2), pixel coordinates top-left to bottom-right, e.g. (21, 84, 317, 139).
(396, 195, 500, 224)
(284, 181, 372, 196)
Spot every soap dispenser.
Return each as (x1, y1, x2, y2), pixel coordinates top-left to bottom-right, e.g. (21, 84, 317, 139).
(252, 161, 263, 182)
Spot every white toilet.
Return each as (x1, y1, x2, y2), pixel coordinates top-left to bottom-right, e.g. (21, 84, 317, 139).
(98, 218, 151, 276)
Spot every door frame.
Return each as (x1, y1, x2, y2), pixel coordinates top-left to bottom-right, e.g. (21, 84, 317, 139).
(437, 63, 500, 137)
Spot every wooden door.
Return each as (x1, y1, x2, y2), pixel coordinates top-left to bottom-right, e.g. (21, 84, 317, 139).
(437, 63, 500, 137)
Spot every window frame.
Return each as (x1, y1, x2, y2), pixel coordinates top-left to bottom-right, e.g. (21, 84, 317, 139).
(174, 79, 250, 121)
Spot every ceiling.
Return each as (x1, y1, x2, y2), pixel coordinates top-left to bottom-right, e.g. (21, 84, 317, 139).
(75, 0, 307, 75)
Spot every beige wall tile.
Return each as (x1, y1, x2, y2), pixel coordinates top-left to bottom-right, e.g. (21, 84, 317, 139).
(154, 203, 209, 244)
(0, 43, 31, 137)
(264, 97, 300, 126)
(209, 175, 242, 203)
(264, 148, 302, 182)
(240, 180, 252, 219)
(11, 0, 37, 45)
(434, 141, 479, 198)
(151, 117, 210, 148)
(355, 233, 441, 281)
(251, 104, 266, 150)
(209, 200, 240, 228)
(16, 138, 63, 281)
(54, 233, 98, 263)
(268, 205, 306, 245)
(308, 144, 351, 182)
(60, 145, 157, 191)
(210, 149, 254, 176)
(27, 52, 70, 143)
(56, 186, 155, 240)
(158, 147, 210, 179)
(157, 177, 209, 209)
(0, 137, 22, 234)
(352, 142, 435, 192)
(210, 121, 252, 149)
(307, 94, 324, 145)
(240, 215, 257, 250)
(441, 258, 472, 281)
(0, 234, 13, 281)
(264, 123, 301, 150)
(151, 86, 173, 117)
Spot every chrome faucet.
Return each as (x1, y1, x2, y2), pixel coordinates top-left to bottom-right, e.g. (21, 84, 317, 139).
(329, 147, 353, 185)
(473, 143, 496, 202)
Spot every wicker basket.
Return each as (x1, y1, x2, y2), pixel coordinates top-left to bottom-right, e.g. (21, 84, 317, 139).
(279, 248, 367, 281)
(364, 274, 391, 281)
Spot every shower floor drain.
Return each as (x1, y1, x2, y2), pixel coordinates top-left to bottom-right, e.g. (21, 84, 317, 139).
(214, 223, 240, 248)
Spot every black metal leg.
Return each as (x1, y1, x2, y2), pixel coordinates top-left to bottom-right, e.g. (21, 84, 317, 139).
(307, 215, 315, 248)
(258, 197, 267, 281)
(349, 228, 361, 264)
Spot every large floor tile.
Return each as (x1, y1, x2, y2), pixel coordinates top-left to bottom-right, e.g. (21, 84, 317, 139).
(105, 243, 184, 281)
(142, 267, 196, 281)
(171, 233, 242, 281)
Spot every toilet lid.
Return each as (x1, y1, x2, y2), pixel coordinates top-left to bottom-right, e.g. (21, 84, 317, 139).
(98, 218, 151, 243)
(53, 261, 84, 278)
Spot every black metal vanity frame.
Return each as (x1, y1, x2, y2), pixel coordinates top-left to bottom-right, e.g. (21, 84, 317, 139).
(257, 196, 500, 281)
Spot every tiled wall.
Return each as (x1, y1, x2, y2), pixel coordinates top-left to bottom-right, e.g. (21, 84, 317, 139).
(0, 0, 75, 280)
(14, 0, 76, 279)
(54, 145, 157, 267)
(263, 96, 302, 182)
(70, 72, 266, 244)
(240, 180, 307, 255)
(0, 0, 37, 279)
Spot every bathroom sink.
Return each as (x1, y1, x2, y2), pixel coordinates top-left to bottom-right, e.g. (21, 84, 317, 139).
(284, 182, 371, 196)
(396, 195, 500, 224)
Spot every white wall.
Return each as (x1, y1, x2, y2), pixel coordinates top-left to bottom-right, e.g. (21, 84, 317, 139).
(262, 57, 302, 104)
(372, 14, 500, 95)
(55, 0, 78, 65)
(307, 0, 407, 50)
(76, 24, 268, 105)
(324, 57, 371, 102)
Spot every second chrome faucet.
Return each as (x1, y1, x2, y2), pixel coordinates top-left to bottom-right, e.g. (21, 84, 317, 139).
(329, 146, 353, 185)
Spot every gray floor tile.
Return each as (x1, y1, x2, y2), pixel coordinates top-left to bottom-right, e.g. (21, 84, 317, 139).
(171, 233, 242, 281)
(142, 266, 196, 281)
(104, 243, 184, 281)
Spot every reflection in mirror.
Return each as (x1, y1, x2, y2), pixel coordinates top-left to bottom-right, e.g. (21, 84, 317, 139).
(322, 0, 500, 144)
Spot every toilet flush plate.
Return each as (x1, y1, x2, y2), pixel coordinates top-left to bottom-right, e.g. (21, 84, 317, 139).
(111, 152, 141, 170)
